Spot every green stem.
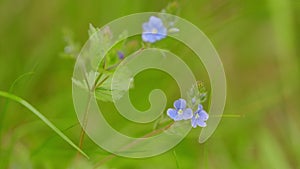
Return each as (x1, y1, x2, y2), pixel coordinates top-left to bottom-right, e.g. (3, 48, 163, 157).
(77, 47, 146, 159)
(94, 75, 110, 90)
(77, 93, 92, 155)
(93, 122, 173, 168)
(173, 150, 181, 169)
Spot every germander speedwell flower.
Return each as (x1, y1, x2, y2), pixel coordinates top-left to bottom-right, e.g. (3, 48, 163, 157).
(167, 98, 193, 121)
(142, 16, 167, 43)
(191, 104, 209, 128)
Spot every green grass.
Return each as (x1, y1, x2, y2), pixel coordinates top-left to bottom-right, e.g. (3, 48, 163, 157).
(0, 0, 299, 168)
(0, 90, 88, 158)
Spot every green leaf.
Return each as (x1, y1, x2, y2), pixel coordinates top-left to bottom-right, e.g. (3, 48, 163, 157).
(0, 90, 89, 159)
(95, 67, 134, 102)
(88, 23, 100, 37)
(95, 86, 113, 102)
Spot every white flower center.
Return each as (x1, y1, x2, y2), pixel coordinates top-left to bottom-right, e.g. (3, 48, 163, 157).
(151, 28, 158, 34)
(178, 109, 183, 115)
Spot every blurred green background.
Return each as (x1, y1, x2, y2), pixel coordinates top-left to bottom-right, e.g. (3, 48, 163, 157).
(0, 0, 300, 168)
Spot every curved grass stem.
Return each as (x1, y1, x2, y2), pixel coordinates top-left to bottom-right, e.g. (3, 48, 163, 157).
(0, 90, 89, 159)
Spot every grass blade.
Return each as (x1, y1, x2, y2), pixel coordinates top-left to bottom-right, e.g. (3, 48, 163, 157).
(0, 90, 89, 159)
(0, 72, 34, 141)
(173, 150, 180, 169)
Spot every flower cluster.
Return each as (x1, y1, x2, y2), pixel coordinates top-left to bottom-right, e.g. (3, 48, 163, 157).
(167, 98, 209, 128)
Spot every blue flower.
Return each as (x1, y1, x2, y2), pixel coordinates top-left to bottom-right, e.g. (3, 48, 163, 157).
(191, 104, 209, 128)
(167, 99, 193, 121)
(142, 16, 167, 43)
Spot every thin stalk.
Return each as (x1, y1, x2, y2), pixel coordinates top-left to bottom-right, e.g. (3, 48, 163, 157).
(93, 122, 173, 168)
(94, 75, 110, 90)
(76, 47, 146, 155)
(77, 95, 92, 153)
(76, 75, 109, 156)
(173, 150, 180, 169)
(211, 114, 243, 118)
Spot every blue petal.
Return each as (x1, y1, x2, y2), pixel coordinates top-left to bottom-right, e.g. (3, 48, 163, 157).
(149, 16, 163, 27)
(183, 108, 193, 120)
(154, 33, 166, 41)
(157, 27, 167, 36)
(167, 109, 184, 121)
(142, 33, 156, 43)
(142, 23, 151, 31)
(148, 37, 157, 43)
(197, 119, 207, 127)
(174, 98, 186, 110)
(175, 113, 184, 121)
(167, 108, 178, 120)
(158, 26, 167, 34)
(199, 110, 209, 120)
(198, 104, 203, 110)
(191, 117, 198, 128)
